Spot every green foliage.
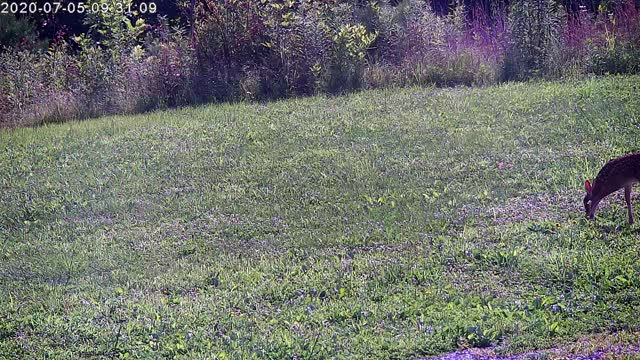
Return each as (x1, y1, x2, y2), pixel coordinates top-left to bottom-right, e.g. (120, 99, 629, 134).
(325, 23, 377, 93)
(2, 0, 640, 127)
(0, 45, 82, 126)
(193, 0, 268, 100)
(71, 0, 149, 105)
(0, 7, 195, 126)
(0, 14, 46, 52)
(503, 0, 564, 80)
(0, 50, 41, 114)
(82, 0, 147, 52)
(586, 39, 640, 74)
(254, 0, 331, 97)
(334, 24, 378, 61)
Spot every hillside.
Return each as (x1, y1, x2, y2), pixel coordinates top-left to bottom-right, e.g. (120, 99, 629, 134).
(1, 77, 640, 358)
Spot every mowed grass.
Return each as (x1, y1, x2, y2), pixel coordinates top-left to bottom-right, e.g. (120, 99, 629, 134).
(1, 76, 640, 358)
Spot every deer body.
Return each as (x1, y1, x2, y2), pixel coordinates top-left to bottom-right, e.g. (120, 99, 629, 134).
(584, 153, 640, 224)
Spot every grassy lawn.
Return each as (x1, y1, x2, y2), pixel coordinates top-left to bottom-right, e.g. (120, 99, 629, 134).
(1, 76, 640, 358)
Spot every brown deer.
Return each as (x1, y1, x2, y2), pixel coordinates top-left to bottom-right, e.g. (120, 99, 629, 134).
(584, 153, 640, 224)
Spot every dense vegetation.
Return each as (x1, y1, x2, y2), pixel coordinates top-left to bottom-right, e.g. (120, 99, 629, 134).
(1, 0, 639, 127)
(1, 76, 640, 358)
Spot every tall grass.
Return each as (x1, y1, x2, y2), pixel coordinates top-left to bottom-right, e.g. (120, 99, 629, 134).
(1, 0, 639, 127)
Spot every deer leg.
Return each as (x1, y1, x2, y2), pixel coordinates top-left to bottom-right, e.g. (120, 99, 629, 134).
(625, 185, 634, 225)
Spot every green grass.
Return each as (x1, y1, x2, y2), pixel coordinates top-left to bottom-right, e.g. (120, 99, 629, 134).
(1, 76, 640, 358)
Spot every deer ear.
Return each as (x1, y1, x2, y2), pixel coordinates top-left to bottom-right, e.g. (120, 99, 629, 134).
(585, 180, 592, 193)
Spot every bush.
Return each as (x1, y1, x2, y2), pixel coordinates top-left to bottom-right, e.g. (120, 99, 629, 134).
(192, 0, 268, 101)
(256, 0, 332, 97)
(549, 0, 640, 78)
(0, 2, 196, 127)
(136, 22, 198, 109)
(503, 0, 564, 81)
(1, 0, 640, 127)
(325, 23, 377, 93)
(0, 14, 46, 52)
(586, 41, 640, 74)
